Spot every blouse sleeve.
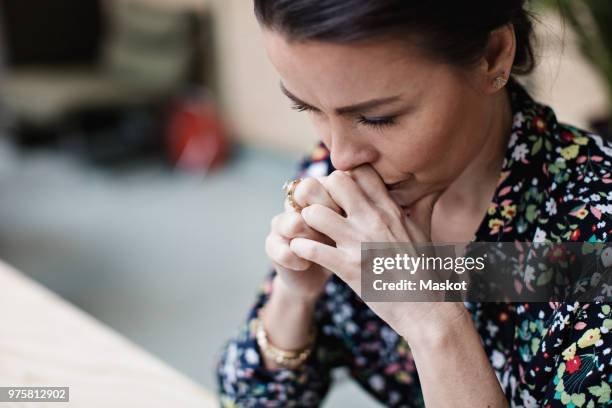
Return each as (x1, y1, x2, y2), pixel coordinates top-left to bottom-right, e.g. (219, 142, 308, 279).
(215, 142, 349, 407)
(215, 269, 351, 407)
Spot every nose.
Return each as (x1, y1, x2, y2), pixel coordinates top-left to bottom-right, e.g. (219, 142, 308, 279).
(329, 137, 375, 171)
(314, 117, 377, 171)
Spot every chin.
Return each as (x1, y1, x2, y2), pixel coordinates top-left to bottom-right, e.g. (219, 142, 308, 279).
(384, 177, 413, 191)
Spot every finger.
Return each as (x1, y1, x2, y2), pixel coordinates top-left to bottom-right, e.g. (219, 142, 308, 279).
(293, 177, 342, 214)
(406, 191, 443, 241)
(284, 198, 295, 212)
(289, 237, 342, 275)
(347, 164, 394, 204)
(348, 165, 426, 242)
(272, 211, 334, 245)
(300, 203, 349, 243)
(322, 170, 370, 216)
(265, 233, 312, 271)
(348, 165, 406, 222)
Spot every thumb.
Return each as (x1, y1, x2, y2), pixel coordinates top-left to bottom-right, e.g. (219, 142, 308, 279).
(408, 190, 443, 241)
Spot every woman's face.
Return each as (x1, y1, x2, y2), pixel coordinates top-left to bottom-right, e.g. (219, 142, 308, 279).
(263, 30, 499, 206)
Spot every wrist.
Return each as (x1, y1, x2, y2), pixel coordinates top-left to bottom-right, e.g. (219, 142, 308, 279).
(399, 303, 472, 351)
(272, 275, 321, 307)
(255, 306, 317, 370)
(258, 275, 319, 353)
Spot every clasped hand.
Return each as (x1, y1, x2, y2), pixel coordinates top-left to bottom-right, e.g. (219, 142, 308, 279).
(275, 164, 450, 336)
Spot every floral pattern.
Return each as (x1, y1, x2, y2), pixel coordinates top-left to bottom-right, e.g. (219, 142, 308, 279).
(215, 77, 612, 407)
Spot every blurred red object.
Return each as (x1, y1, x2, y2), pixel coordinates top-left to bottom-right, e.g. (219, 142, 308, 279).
(166, 92, 229, 172)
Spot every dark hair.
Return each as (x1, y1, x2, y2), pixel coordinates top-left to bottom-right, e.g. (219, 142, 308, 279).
(254, 0, 537, 75)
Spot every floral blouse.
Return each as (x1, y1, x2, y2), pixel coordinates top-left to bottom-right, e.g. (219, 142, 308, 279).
(215, 77, 612, 407)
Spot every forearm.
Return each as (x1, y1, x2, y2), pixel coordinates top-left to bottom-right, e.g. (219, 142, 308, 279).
(400, 303, 508, 408)
(259, 275, 319, 370)
(217, 270, 334, 407)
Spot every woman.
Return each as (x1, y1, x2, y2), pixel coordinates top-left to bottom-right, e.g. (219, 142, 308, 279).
(216, 1, 611, 406)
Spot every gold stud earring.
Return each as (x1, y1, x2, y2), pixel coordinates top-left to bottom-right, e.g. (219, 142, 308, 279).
(493, 74, 507, 89)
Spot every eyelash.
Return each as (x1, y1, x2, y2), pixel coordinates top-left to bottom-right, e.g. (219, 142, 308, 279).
(290, 103, 311, 113)
(291, 103, 396, 129)
(357, 116, 396, 129)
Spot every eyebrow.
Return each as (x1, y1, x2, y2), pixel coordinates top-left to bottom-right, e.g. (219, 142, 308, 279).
(280, 82, 402, 115)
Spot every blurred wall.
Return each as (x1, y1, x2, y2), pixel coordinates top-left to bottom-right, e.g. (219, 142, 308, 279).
(207, 0, 317, 156)
(527, 11, 609, 131)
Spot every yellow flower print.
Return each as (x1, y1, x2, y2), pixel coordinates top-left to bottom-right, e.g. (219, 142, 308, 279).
(557, 362, 566, 376)
(562, 343, 576, 361)
(573, 207, 589, 220)
(577, 328, 601, 348)
(489, 218, 504, 233)
(501, 204, 517, 220)
(570, 393, 585, 406)
(573, 136, 589, 145)
(487, 203, 498, 215)
(397, 338, 410, 355)
(220, 396, 241, 408)
(396, 371, 411, 384)
(560, 145, 579, 160)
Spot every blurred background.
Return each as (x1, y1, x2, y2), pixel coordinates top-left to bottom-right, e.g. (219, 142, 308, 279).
(0, 0, 610, 406)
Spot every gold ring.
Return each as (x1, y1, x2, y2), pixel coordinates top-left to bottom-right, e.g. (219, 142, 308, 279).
(283, 178, 303, 212)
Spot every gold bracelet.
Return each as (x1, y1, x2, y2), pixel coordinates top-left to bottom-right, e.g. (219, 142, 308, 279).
(254, 308, 317, 370)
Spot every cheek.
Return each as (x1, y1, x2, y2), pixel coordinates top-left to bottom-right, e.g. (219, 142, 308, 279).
(379, 107, 474, 181)
(381, 115, 453, 174)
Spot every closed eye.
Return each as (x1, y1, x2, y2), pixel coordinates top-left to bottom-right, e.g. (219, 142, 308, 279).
(357, 116, 396, 129)
(291, 102, 397, 129)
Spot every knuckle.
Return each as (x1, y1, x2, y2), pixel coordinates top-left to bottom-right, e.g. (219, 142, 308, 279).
(324, 171, 342, 189)
(328, 170, 347, 184)
(270, 214, 282, 231)
(264, 233, 277, 258)
(272, 212, 301, 236)
(294, 177, 317, 203)
(305, 203, 325, 218)
(277, 245, 297, 267)
(266, 232, 310, 271)
(284, 212, 304, 236)
(368, 210, 388, 231)
(347, 255, 361, 279)
(299, 242, 317, 260)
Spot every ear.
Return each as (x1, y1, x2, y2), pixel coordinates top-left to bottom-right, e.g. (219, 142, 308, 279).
(479, 23, 516, 94)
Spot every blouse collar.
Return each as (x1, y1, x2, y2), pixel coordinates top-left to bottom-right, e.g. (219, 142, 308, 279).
(472, 76, 560, 242)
